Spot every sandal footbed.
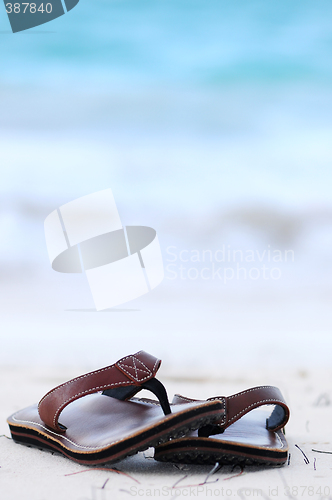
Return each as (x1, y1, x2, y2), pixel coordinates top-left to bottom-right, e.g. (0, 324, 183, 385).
(8, 396, 223, 464)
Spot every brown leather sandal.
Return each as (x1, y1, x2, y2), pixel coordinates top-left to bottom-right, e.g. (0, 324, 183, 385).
(154, 386, 290, 466)
(7, 351, 224, 465)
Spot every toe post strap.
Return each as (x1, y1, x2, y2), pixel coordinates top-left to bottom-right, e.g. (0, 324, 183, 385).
(104, 377, 172, 416)
(38, 351, 162, 433)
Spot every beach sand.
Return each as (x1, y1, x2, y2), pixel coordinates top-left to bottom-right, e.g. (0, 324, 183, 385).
(1, 275, 332, 499)
(2, 362, 332, 500)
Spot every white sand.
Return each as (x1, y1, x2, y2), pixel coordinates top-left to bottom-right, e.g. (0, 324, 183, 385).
(2, 364, 332, 500)
(1, 275, 332, 499)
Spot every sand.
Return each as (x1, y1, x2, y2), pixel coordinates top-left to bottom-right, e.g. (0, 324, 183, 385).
(2, 363, 332, 500)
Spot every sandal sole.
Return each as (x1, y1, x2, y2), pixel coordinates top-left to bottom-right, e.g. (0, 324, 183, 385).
(8, 402, 223, 465)
(154, 432, 288, 466)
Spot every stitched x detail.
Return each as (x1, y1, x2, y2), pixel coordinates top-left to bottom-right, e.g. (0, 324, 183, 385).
(117, 356, 152, 382)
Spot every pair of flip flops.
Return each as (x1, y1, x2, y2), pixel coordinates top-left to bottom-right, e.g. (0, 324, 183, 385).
(7, 351, 290, 466)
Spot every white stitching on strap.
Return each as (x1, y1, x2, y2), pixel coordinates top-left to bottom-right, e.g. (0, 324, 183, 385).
(117, 355, 152, 382)
(228, 398, 285, 424)
(206, 397, 227, 424)
(118, 363, 150, 376)
(119, 364, 149, 372)
(152, 357, 159, 372)
(226, 387, 285, 426)
(38, 364, 118, 409)
(38, 354, 157, 410)
(38, 352, 160, 429)
(52, 381, 132, 428)
(227, 386, 279, 400)
(133, 358, 138, 379)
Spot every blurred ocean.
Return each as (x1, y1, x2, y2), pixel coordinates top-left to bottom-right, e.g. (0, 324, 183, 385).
(0, 0, 331, 368)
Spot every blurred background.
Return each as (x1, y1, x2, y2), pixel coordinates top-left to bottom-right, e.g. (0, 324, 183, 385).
(0, 0, 331, 373)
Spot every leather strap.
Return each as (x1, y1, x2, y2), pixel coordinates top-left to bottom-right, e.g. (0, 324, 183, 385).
(38, 351, 161, 433)
(173, 385, 289, 435)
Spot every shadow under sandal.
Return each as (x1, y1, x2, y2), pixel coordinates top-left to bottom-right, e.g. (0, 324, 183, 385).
(154, 386, 290, 466)
(7, 351, 224, 465)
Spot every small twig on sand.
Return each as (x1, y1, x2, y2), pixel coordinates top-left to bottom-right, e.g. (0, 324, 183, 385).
(224, 464, 244, 480)
(295, 444, 309, 464)
(203, 462, 221, 484)
(65, 467, 140, 484)
(171, 475, 187, 489)
(102, 478, 109, 489)
(312, 448, 332, 455)
(313, 393, 331, 407)
(170, 464, 221, 491)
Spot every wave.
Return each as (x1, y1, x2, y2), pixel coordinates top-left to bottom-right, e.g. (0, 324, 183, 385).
(1, 0, 332, 86)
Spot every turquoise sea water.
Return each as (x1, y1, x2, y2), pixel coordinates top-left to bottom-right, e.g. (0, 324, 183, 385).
(0, 0, 331, 276)
(1, 0, 332, 85)
(0, 1, 331, 368)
